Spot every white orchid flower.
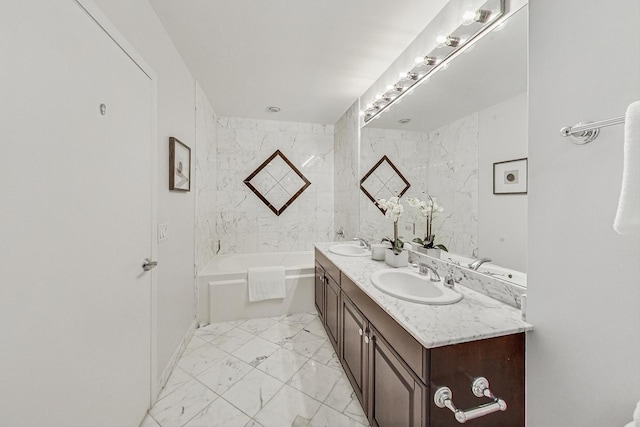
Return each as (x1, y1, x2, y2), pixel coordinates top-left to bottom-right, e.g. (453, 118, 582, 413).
(406, 197, 420, 208)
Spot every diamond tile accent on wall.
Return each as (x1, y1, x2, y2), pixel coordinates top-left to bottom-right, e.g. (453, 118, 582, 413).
(360, 155, 411, 214)
(244, 150, 311, 216)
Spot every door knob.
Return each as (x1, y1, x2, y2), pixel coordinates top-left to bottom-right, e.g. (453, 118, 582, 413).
(142, 258, 158, 271)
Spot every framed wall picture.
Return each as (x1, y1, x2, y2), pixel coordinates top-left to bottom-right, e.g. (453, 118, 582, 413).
(493, 158, 527, 194)
(169, 137, 191, 192)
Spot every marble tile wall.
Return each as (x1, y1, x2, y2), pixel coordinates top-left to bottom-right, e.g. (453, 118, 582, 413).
(426, 113, 479, 257)
(195, 83, 218, 272)
(333, 101, 360, 240)
(196, 114, 334, 264)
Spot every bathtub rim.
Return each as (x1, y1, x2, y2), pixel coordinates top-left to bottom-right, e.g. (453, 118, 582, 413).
(198, 250, 314, 277)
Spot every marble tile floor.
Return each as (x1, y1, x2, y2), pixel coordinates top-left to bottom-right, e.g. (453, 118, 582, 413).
(141, 312, 369, 427)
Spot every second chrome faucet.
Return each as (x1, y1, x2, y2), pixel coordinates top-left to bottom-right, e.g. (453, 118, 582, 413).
(468, 258, 492, 270)
(417, 262, 440, 282)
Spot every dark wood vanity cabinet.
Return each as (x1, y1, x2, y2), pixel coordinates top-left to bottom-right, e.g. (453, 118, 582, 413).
(315, 251, 341, 353)
(429, 333, 525, 427)
(340, 295, 366, 405)
(341, 290, 427, 427)
(315, 250, 524, 427)
(368, 326, 427, 427)
(340, 272, 428, 427)
(324, 273, 340, 350)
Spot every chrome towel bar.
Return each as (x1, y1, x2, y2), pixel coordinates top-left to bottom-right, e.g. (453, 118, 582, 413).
(560, 115, 625, 144)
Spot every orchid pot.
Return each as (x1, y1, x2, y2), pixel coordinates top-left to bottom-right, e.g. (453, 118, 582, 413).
(384, 248, 408, 268)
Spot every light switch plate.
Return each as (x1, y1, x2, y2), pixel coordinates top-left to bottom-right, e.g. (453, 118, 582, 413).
(158, 223, 168, 243)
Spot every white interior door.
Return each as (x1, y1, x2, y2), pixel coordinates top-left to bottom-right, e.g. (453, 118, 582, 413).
(0, 1, 154, 425)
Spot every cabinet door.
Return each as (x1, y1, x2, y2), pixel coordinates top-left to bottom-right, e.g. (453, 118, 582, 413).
(340, 294, 367, 406)
(368, 328, 426, 427)
(324, 274, 340, 352)
(314, 264, 324, 319)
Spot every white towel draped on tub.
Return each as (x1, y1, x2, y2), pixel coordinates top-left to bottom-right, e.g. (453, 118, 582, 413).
(248, 266, 286, 302)
(613, 100, 640, 236)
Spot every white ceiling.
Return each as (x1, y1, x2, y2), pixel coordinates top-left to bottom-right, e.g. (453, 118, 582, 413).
(147, 0, 450, 124)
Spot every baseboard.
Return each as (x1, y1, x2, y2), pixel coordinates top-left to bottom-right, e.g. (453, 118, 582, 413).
(152, 318, 198, 404)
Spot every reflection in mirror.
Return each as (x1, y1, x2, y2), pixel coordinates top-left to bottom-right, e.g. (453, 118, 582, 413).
(360, 155, 411, 214)
(359, 7, 528, 280)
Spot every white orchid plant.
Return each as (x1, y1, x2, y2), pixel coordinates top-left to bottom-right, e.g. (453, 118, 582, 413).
(376, 196, 405, 255)
(405, 195, 448, 251)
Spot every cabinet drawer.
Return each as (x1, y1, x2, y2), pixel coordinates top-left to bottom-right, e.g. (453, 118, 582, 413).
(315, 249, 341, 285)
(341, 272, 426, 383)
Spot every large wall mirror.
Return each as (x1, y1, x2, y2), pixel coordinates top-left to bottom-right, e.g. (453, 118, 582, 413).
(359, 6, 528, 274)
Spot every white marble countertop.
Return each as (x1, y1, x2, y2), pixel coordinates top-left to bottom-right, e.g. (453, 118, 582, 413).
(314, 242, 533, 349)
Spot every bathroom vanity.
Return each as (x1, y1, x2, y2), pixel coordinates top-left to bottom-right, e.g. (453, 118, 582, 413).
(314, 244, 531, 427)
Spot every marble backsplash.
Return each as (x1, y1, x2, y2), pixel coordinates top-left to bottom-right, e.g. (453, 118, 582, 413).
(196, 112, 335, 269)
(408, 250, 526, 309)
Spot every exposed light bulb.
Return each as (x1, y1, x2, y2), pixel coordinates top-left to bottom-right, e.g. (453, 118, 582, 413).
(444, 36, 461, 47)
(474, 9, 491, 24)
(386, 84, 395, 91)
(415, 56, 438, 66)
(425, 56, 438, 66)
(365, 103, 373, 109)
(375, 94, 382, 100)
(436, 34, 448, 45)
(415, 56, 425, 64)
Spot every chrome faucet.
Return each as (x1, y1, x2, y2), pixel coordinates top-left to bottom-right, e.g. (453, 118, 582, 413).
(353, 237, 371, 249)
(468, 258, 492, 271)
(417, 262, 440, 282)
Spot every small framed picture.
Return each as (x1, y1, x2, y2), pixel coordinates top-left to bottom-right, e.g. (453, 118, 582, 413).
(493, 158, 527, 194)
(169, 137, 191, 192)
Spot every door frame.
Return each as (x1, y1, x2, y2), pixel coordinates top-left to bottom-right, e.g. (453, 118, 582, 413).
(73, 0, 160, 405)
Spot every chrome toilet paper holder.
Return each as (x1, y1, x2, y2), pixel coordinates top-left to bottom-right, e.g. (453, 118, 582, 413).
(434, 377, 507, 423)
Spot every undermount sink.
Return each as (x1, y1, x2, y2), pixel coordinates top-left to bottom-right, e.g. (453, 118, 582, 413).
(329, 243, 371, 257)
(370, 269, 463, 305)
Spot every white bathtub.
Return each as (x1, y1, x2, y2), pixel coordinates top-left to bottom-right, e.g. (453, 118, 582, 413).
(197, 251, 316, 325)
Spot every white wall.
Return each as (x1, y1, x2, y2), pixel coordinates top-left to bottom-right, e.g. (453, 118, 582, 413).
(527, 1, 640, 425)
(478, 92, 527, 272)
(93, 0, 198, 386)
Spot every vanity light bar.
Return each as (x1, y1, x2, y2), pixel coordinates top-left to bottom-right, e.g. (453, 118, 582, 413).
(363, 0, 505, 123)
